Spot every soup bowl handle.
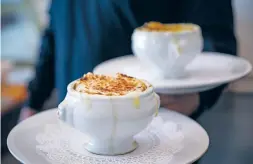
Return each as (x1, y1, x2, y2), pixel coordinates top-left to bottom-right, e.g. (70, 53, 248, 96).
(58, 101, 67, 122)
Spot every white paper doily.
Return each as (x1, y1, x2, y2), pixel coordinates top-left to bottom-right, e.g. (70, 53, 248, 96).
(36, 117, 184, 164)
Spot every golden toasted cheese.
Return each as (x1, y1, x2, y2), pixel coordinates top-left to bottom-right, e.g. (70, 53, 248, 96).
(74, 73, 148, 96)
(138, 21, 195, 32)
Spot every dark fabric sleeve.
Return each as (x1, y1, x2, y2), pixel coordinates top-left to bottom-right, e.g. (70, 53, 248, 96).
(178, 0, 237, 118)
(25, 3, 55, 111)
(190, 84, 227, 119)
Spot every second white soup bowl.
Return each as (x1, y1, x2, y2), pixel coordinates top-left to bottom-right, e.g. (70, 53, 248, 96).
(132, 23, 203, 78)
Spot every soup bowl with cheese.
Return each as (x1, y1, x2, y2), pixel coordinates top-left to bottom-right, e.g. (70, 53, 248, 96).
(132, 22, 203, 78)
(58, 73, 160, 155)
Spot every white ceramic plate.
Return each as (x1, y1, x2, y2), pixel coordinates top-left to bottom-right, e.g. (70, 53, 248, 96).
(93, 52, 252, 94)
(7, 108, 209, 164)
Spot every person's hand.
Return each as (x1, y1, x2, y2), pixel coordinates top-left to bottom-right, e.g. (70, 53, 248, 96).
(159, 93, 200, 116)
(19, 107, 37, 122)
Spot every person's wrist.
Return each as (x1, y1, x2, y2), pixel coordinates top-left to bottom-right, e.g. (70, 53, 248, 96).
(19, 107, 37, 122)
(159, 93, 200, 116)
(22, 106, 36, 113)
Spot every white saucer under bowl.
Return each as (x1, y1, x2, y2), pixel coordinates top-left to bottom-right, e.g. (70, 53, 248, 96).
(7, 108, 209, 164)
(93, 52, 252, 94)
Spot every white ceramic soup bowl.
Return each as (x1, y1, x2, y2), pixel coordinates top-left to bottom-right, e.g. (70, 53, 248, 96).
(58, 80, 160, 155)
(132, 23, 203, 78)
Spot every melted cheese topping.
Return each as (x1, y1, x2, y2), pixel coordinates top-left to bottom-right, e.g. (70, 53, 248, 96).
(138, 21, 195, 32)
(74, 73, 148, 96)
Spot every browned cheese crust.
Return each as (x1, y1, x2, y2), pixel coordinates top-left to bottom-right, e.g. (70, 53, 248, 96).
(74, 73, 148, 96)
(138, 21, 195, 32)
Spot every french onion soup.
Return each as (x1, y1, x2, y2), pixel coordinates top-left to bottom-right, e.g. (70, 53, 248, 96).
(73, 73, 148, 96)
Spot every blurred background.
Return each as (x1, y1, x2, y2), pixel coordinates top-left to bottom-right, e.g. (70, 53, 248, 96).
(1, 0, 253, 163)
